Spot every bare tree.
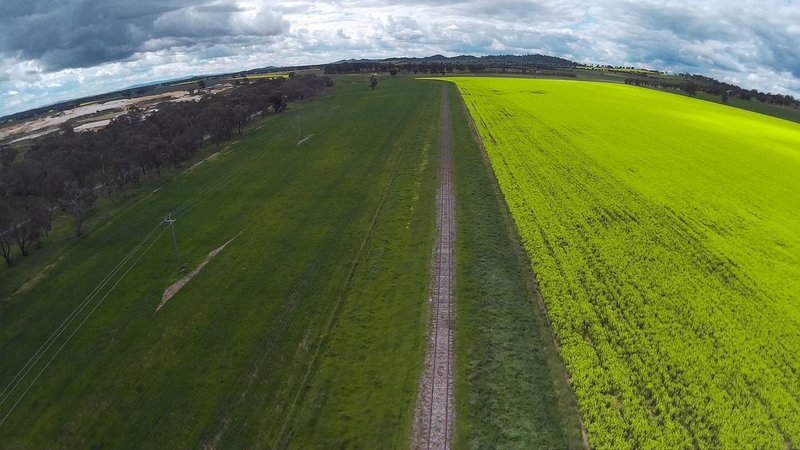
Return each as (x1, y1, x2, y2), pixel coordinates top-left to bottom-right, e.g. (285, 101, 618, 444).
(60, 181, 96, 237)
(0, 198, 14, 265)
(9, 198, 48, 256)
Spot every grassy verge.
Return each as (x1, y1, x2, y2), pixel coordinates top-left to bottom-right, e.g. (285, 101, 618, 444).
(445, 81, 585, 449)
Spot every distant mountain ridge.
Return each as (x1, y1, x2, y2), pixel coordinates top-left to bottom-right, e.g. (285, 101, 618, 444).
(394, 53, 578, 67)
(333, 53, 577, 68)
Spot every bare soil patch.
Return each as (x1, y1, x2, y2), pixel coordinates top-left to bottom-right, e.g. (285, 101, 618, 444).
(156, 234, 239, 312)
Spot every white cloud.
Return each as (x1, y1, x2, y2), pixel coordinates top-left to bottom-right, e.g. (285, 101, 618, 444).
(153, 2, 288, 39)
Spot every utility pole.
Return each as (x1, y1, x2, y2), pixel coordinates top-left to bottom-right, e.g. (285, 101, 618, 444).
(164, 212, 184, 272)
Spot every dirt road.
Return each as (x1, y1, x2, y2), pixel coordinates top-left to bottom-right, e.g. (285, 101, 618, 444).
(412, 85, 455, 450)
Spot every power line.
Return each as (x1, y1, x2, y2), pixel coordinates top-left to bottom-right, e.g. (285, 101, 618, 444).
(0, 221, 165, 408)
(297, 114, 302, 139)
(164, 212, 183, 272)
(0, 225, 170, 427)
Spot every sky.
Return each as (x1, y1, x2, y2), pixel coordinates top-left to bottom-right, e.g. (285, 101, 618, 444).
(1, 0, 799, 117)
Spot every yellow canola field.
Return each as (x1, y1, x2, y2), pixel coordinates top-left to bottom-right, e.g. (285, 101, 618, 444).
(448, 77, 800, 449)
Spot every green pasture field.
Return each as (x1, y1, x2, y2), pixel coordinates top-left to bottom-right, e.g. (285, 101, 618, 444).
(449, 77, 800, 449)
(277, 82, 440, 448)
(0, 75, 439, 448)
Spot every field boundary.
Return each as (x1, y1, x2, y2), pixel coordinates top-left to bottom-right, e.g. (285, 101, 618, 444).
(450, 82, 590, 449)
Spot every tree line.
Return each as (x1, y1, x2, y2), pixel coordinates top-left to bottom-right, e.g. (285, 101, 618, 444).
(324, 62, 453, 75)
(324, 61, 575, 77)
(624, 74, 799, 108)
(0, 74, 332, 266)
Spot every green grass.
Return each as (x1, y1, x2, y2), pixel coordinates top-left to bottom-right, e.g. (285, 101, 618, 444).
(443, 81, 585, 449)
(0, 75, 438, 448)
(449, 77, 800, 449)
(280, 81, 441, 449)
(693, 92, 800, 124)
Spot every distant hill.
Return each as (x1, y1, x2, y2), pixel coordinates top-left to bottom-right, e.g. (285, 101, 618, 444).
(4, 53, 797, 124)
(377, 53, 578, 68)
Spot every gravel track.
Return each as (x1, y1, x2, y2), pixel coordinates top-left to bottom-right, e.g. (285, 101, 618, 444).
(412, 85, 455, 450)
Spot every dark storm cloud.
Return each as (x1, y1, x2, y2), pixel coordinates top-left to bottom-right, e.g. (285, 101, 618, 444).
(0, 0, 288, 70)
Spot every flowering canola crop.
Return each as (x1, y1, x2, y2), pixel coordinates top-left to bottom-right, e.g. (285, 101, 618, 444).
(448, 77, 800, 449)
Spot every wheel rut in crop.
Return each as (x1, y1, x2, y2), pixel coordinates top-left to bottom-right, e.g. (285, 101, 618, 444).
(412, 85, 455, 450)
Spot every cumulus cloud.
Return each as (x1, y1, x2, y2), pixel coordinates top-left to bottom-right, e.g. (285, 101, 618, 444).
(1, 0, 799, 117)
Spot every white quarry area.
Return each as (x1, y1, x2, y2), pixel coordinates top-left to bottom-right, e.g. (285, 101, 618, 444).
(0, 88, 226, 143)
